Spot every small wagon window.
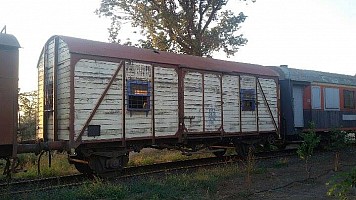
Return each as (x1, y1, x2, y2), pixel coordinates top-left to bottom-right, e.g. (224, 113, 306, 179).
(127, 80, 151, 111)
(241, 89, 256, 111)
(45, 81, 53, 110)
(344, 90, 355, 109)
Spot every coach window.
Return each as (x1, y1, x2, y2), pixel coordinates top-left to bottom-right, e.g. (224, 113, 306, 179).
(344, 90, 355, 109)
(241, 89, 256, 111)
(311, 86, 321, 109)
(127, 80, 151, 111)
(324, 87, 340, 110)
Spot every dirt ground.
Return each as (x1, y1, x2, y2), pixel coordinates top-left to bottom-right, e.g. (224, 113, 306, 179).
(217, 146, 356, 200)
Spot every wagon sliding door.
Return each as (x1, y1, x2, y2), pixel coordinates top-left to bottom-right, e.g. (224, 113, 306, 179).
(183, 71, 222, 133)
(125, 64, 179, 138)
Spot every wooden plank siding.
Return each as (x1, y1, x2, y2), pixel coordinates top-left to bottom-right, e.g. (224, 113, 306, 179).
(204, 73, 222, 132)
(124, 62, 152, 138)
(240, 76, 258, 132)
(258, 78, 278, 131)
(37, 53, 44, 139)
(74, 59, 123, 141)
(154, 66, 179, 136)
(222, 75, 240, 133)
(182, 72, 278, 134)
(38, 39, 278, 143)
(37, 38, 70, 141)
(184, 71, 204, 132)
(56, 38, 71, 140)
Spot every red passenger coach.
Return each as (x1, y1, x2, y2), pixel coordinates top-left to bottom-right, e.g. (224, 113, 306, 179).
(272, 65, 356, 141)
(0, 33, 20, 158)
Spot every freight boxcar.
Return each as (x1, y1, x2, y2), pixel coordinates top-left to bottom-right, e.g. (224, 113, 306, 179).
(272, 65, 356, 141)
(0, 33, 20, 158)
(36, 35, 280, 174)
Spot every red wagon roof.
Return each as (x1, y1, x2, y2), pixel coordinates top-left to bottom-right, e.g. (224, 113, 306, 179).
(0, 33, 20, 48)
(55, 35, 278, 77)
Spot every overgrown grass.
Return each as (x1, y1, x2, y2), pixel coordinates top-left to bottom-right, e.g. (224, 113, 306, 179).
(128, 148, 213, 166)
(12, 164, 243, 200)
(1, 148, 213, 180)
(0, 152, 77, 180)
(0, 148, 272, 199)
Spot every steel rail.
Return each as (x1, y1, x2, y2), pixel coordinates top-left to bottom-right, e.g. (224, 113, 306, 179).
(0, 149, 297, 196)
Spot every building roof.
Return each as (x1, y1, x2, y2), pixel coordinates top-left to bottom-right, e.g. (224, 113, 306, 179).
(272, 66, 356, 86)
(0, 33, 20, 48)
(51, 35, 278, 77)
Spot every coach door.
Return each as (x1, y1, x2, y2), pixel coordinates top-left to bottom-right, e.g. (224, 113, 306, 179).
(293, 86, 304, 127)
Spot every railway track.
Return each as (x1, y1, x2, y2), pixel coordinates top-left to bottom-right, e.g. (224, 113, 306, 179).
(0, 148, 297, 197)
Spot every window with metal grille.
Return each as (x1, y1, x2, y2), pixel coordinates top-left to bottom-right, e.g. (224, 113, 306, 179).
(241, 89, 256, 111)
(344, 90, 355, 109)
(127, 80, 151, 111)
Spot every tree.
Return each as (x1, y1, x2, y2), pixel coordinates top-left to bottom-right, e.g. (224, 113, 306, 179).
(18, 91, 37, 141)
(297, 122, 320, 178)
(327, 129, 349, 172)
(96, 0, 251, 57)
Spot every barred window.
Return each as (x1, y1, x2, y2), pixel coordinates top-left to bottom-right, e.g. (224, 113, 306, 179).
(241, 89, 256, 111)
(344, 90, 355, 109)
(127, 80, 151, 111)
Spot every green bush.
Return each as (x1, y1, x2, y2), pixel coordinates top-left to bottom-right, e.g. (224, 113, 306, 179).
(297, 122, 320, 178)
(327, 167, 356, 199)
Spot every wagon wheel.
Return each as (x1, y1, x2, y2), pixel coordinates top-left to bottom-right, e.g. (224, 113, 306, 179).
(72, 151, 92, 175)
(88, 154, 129, 177)
(212, 149, 227, 157)
(74, 162, 92, 175)
(265, 134, 277, 146)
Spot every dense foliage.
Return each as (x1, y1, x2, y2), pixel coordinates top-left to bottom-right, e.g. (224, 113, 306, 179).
(18, 91, 37, 141)
(96, 0, 252, 57)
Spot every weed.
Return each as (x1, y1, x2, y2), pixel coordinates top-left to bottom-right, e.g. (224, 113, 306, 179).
(297, 122, 320, 178)
(245, 146, 256, 189)
(327, 129, 350, 172)
(327, 167, 356, 199)
(273, 157, 289, 168)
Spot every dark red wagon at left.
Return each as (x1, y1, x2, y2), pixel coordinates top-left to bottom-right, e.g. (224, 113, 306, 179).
(0, 33, 20, 159)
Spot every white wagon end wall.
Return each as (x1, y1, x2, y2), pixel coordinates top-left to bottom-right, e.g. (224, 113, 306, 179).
(37, 37, 70, 141)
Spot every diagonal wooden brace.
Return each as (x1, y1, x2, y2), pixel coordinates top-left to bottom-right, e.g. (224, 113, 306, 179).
(74, 60, 125, 147)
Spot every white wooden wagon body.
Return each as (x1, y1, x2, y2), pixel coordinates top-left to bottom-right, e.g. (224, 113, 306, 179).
(36, 35, 279, 174)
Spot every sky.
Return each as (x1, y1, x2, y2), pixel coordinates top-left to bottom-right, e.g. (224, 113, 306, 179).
(1, 0, 355, 92)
